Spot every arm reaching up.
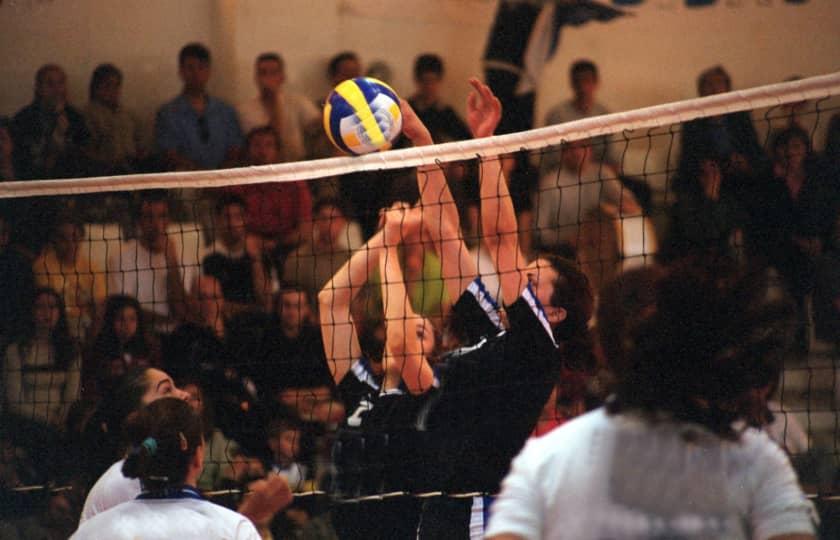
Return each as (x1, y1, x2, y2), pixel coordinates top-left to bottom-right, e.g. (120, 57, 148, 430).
(318, 230, 384, 385)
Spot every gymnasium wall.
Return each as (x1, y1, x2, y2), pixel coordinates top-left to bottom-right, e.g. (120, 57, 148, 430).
(1, 0, 838, 141)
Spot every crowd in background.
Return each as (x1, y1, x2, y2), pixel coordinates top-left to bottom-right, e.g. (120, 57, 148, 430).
(0, 41, 839, 539)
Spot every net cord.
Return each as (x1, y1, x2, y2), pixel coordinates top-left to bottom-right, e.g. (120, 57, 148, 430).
(1, 71, 838, 199)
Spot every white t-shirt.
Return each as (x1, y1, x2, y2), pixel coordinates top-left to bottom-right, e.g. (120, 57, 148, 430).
(72, 496, 259, 540)
(79, 459, 141, 524)
(107, 239, 171, 318)
(237, 91, 320, 162)
(486, 408, 816, 540)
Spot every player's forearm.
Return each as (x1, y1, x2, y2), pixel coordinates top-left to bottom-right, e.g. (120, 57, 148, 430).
(318, 230, 384, 311)
(480, 157, 520, 267)
(416, 166, 461, 244)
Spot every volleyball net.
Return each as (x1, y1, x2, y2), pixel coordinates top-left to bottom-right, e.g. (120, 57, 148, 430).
(1, 72, 839, 516)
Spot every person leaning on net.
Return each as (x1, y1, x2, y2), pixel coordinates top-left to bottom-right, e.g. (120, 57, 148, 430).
(72, 397, 291, 539)
(485, 259, 818, 540)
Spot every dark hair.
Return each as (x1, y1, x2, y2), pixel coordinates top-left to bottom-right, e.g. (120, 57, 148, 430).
(541, 255, 596, 372)
(122, 397, 203, 491)
(133, 190, 170, 222)
(34, 64, 64, 88)
(771, 125, 812, 156)
(697, 65, 731, 95)
(16, 288, 76, 371)
(179, 43, 211, 66)
(91, 296, 153, 381)
(89, 63, 122, 101)
(328, 51, 359, 79)
(414, 54, 444, 80)
(178, 377, 215, 439)
(601, 257, 795, 439)
(214, 193, 246, 217)
(245, 125, 279, 148)
(570, 60, 598, 81)
(256, 52, 284, 67)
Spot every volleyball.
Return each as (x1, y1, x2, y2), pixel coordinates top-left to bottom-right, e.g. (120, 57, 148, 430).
(323, 77, 403, 155)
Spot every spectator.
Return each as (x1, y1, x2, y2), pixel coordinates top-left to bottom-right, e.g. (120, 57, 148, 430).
(2, 288, 81, 481)
(32, 210, 106, 339)
(106, 191, 188, 331)
(202, 193, 271, 313)
(408, 54, 470, 143)
(266, 415, 308, 491)
(83, 63, 145, 175)
(84, 295, 161, 399)
(155, 43, 243, 171)
(0, 117, 15, 180)
(237, 53, 321, 162)
(283, 198, 362, 300)
(11, 64, 90, 180)
(327, 51, 362, 89)
(225, 127, 313, 258)
(677, 65, 764, 186)
(543, 60, 617, 169)
(0, 212, 35, 343)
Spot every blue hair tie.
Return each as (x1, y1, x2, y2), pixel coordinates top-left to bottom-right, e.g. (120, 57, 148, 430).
(141, 437, 158, 456)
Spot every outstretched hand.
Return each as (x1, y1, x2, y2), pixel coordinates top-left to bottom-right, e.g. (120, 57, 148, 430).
(466, 77, 502, 139)
(400, 99, 433, 146)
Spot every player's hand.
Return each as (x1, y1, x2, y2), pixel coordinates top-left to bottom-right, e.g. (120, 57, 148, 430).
(466, 77, 501, 139)
(400, 99, 433, 146)
(238, 474, 293, 526)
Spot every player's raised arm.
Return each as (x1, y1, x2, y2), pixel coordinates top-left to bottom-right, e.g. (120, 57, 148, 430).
(400, 99, 477, 305)
(318, 229, 384, 385)
(379, 205, 435, 394)
(469, 77, 530, 307)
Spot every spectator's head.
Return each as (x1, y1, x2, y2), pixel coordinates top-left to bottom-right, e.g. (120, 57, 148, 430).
(313, 198, 347, 247)
(102, 294, 144, 346)
(122, 397, 205, 492)
(570, 60, 599, 102)
(178, 43, 212, 94)
(413, 53, 444, 104)
(193, 275, 225, 328)
(214, 193, 248, 247)
(771, 125, 811, 173)
(267, 415, 301, 465)
(255, 52, 285, 94)
(560, 138, 592, 171)
(275, 284, 312, 337)
(600, 258, 795, 439)
(697, 65, 732, 97)
(89, 63, 123, 109)
(245, 126, 281, 165)
(327, 51, 361, 87)
(135, 191, 170, 251)
(34, 64, 68, 110)
(23, 288, 75, 370)
(50, 210, 84, 264)
(526, 255, 595, 371)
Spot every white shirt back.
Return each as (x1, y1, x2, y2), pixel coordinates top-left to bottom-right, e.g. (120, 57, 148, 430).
(71, 497, 260, 540)
(79, 459, 141, 524)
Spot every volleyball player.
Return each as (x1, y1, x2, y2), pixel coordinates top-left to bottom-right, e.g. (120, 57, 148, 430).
(72, 397, 265, 539)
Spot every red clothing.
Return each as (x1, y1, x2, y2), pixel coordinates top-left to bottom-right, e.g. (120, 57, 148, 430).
(225, 181, 311, 239)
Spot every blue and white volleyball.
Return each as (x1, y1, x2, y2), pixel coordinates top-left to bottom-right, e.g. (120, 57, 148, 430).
(324, 77, 403, 155)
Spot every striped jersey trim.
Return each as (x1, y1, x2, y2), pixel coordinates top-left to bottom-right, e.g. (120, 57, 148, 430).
(521, 283, 557, 347)
(467, 276, 503, 330)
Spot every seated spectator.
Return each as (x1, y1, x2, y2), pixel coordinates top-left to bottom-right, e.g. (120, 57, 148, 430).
(267, 415, 308, 491)
(237, 53, 321, 162)
(32, 210, 106, 339)
(202, 193, 271, 313)
(677, 65, 765, 186)
(662, 155, 745, 262)
(534, 138, 639, 255)
(83, 63, 145, 175)
(225, 127, 313, 258)
(106, 191, 188, 332)
(0, 212, 35, 343)
(0, 116, 15, 180)
(542, 60, 617, 169)
(408, 54, 470, 143)
(1, 288, 80, 481)
(11, 64, 90, 179)
(327, 51, 362, 90)
(155, 43, 243, 171)
(283, 198, 362, 300)
(84, 295, 161, 399)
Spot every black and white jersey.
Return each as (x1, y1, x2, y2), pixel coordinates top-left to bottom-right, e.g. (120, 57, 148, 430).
(337, 356, 380, 428)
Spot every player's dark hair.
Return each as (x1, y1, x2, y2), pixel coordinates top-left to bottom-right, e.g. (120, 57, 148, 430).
(542, 255, 596, 372)
(256, 52, 284, 67)
(570, 59, 598, 81)
(602, 256, 795, 439)
(89, 63, 122, 101)
(179, 43, 211, 66)
(328, 51, 359, 78)
(414, 54, 444, 80)
(122, 397, 204, 492)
